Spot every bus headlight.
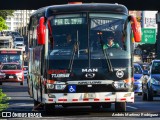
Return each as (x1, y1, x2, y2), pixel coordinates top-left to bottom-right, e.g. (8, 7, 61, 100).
(113, 81, 126, 89)
(55, 84, 66, 90)
(47, 84, 55, 89)
(46, 84, 66, 90)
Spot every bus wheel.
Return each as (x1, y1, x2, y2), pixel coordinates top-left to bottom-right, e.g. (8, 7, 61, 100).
(115, 102, 126, 112)
(34, 100, 40, 107)
(44, 103, 55, 114)
(91, 105, 101, 109)
(102, 103, 111, 108)
(20, 82, 23, 85)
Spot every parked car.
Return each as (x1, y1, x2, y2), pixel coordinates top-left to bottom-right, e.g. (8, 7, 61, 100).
(14, 37, 24, 45)
(141, 60, 160, 101)
(23, 66, 28, 78)
(134, 63, 143, 95)
(0, 62, 24, 85)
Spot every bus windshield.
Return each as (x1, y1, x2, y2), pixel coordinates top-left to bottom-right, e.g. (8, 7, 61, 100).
(48, 13, 131, 69)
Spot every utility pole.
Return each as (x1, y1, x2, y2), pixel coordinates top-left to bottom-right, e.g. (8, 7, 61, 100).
(26, 10, 27, 36)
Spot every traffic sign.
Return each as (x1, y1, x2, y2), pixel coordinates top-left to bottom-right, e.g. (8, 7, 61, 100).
(141, 28, 156, 44)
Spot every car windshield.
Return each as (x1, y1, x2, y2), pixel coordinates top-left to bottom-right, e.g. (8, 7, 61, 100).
(151, 62, 160, 74)
(15, 38, 23, 41)
(134, 65, 142, 74)
(2, 64, 21, 70)
(16, 44, 23, 46)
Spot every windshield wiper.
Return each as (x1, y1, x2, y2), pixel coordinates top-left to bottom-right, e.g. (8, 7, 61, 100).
(97, 31, 113, 72)
(68, 30, 80, 72)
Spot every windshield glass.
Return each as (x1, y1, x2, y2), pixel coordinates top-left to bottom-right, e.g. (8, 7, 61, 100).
(90, 13, 130, 58)
(15, 38, 24, 41)
(48, 13, 131, 69)
(2, 64, 21, 70)
(134, 65, 142, 74)
(151, 62, 160, 74)
(0, 55, 21, 63)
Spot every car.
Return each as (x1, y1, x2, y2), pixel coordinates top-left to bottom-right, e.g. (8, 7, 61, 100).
(141, 60, 160, 101)
(134, 63, 143, 95)
(23, 66, 28, 78)
(14, 37, 24, 45)
(14, 43, 26, 51)
(0, 62, 24, 85)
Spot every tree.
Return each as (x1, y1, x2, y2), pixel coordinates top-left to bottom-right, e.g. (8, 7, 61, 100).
(0, 17, 8, 31)
(0, 10, 14, 20)
(0, 89, 10, 111)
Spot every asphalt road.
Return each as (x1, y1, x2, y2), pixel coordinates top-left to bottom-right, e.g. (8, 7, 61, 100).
(0, 79, 160, 119)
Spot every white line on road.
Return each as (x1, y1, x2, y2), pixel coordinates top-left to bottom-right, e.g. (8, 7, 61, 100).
(127, 106, 138, 109)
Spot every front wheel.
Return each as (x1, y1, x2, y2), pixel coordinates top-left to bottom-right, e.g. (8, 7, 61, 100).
(102, 103, 111, 108)
(115, 102, 126, 112)
(44, 103, 55, 115)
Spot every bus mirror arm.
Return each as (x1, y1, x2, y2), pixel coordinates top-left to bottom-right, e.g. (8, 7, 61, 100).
(37, 17, 46, 45)
(129, 15, 141, 43)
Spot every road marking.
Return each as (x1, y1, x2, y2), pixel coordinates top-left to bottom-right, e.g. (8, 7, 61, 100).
(127, 106, 138, 109)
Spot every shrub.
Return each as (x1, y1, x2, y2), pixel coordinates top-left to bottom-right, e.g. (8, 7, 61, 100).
(0, 89, 10, 111)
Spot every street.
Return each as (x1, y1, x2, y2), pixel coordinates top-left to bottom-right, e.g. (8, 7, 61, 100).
(0, 79, 160, 119)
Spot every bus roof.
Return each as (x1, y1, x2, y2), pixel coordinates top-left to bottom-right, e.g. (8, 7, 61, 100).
(31, 3, 128, 18)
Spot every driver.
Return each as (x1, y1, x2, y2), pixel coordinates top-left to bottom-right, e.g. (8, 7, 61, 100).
(103, 36, 120, 49)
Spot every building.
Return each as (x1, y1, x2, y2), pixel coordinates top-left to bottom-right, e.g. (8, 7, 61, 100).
(6, 10, 35, 35)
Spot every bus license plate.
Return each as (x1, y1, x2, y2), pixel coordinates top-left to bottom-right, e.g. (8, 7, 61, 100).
(84, 93, 96, 99)
(9, 76, 14, 78)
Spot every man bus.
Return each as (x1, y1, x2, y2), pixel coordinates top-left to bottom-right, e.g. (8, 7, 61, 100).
(27, 3, 141, 113)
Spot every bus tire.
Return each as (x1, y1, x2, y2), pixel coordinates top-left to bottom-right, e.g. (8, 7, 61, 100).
(115, 102, 126, 112)
(34, 100, 40, 107)
(44, 103, 55, 114)
(102, 103, 111, 108)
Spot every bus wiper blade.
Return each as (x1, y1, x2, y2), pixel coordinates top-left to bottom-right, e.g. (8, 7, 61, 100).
(68, 30, 79, 72)
(97, 31, 113, 72)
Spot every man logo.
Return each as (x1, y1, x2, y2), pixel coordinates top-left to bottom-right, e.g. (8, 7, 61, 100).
(85, 73, 95, 78)
(116, 70, 124, 78)
(82, 68, 98, 72)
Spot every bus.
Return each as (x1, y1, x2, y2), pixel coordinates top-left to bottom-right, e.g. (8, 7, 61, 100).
(27, 3, 141, 113)
(0, 48, 24, 66)
(0, 36, 14, 49)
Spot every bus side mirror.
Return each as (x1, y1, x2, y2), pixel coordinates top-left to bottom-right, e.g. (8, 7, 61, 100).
(37, 17, 46, 45)
(129, 15, 141, 43)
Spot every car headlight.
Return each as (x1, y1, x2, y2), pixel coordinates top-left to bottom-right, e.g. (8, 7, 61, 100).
(151, 78, 160, 85)
(0, 72, 5, 76)
(16, 72, 23, 76)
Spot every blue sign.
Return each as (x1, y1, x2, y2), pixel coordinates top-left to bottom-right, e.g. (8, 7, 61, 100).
(68, 85, 76, 93)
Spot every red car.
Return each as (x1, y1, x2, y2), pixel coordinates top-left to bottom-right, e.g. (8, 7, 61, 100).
(0, 63, 24, 85)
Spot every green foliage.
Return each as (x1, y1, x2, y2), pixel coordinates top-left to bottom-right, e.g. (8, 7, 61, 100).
(0, 10, 14, 20)
(0, 17, 8, 31)
(0, 89, 10, 111)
